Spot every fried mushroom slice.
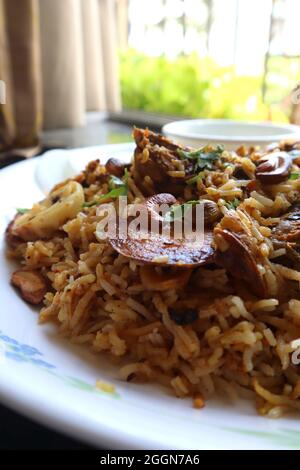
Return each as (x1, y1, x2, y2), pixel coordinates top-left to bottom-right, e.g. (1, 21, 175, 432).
(272, 204, 300, 243)
(110, 231, 214, 267)
(214, 228, 267, 298)
(107, 193, 215, 267)
(105, 158, 129, 178)
(133, 127, 194, 196)
(11, 270, 47, 305)
(270, 205, 300, 269)
(255, 151, 292, 184)
(271, 240, 300, 270)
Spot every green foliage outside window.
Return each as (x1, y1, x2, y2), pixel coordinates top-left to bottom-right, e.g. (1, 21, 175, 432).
(120, 49, 289, 122)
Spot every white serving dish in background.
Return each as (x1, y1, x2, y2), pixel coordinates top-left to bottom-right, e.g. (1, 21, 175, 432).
(163, 119, 300, 150)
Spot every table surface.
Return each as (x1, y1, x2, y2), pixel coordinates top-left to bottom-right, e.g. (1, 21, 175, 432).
(0, 116, 131, 449)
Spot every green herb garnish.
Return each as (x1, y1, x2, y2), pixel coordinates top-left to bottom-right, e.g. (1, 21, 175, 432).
(84, 173, 128, 208)
(186, 172, 205, 185)
(178, 145, 224, 172)
(83, 186, 128, 208)
(164, 200, 201, 222)
(289, 173, 300, 180)
(16, 208, 29, 214)
(225, 198, 240, 210)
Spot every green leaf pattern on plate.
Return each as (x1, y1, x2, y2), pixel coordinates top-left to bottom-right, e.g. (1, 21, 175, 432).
(0, 330, 119, 399)
(3, 330, 300, 446)
(223, 426, 300, 449)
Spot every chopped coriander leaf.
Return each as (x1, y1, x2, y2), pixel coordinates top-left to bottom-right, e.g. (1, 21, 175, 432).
(85, 170, 130, 208)
(16, 208, 29, 214)
(177, 145, 224, 172)
(225, 198, 240, 210)
(164, 200, 201, 222)
(186, 172, 205, 185)
(83, 186, 128, 208)
(289, 173, 300, 180)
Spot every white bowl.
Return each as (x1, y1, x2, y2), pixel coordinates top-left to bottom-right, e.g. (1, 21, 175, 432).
(163, 119, 300, 150)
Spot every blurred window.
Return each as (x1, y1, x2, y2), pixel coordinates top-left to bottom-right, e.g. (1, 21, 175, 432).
(116, 0, 300, 123)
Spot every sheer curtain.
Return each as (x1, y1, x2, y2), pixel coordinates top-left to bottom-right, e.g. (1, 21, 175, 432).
(0, 0, 121, 151)
(0, 0, 42, 150)
(40, 0, 121, 129)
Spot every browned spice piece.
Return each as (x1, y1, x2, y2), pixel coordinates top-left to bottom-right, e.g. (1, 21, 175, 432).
(11, 270, 47, 305)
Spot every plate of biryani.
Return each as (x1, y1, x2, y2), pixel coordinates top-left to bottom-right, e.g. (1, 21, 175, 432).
(2, 128, 300, 449)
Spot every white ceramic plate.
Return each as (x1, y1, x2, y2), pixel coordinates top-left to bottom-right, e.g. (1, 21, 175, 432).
(163, 119, 300, 150)
(35, 143, 135, 194)
(1, 144, 300, 450)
